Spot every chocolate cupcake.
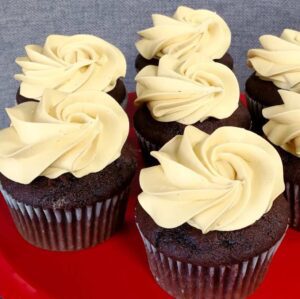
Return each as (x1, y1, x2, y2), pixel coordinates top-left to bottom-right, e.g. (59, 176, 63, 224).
(134, 54, 251, 165)
(262, 90, 300, 230)
(136, 126, 288, 299)
(15, 34, 128, 108)
(246, 29, 300, 130)
(0, 89, 136, 251)
(135, 6, 233, 72)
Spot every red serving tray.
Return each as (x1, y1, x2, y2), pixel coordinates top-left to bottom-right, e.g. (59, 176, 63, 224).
(0, 93, 299, 299)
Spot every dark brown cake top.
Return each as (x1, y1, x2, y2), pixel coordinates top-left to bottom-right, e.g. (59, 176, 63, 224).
(136, 195, 288, 267)
(245, 73, 282, 107)
(134, 103, 250, 147)
(0, 144, 136, 209)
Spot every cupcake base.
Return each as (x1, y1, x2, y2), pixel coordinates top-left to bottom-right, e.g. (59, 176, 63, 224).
(272, 145, 300, 232)
(137, 225, 285, 299)
(135, 130, 160, 166)
(1, 186, 130, 251)
(286, 182, 300, 231)
(245, 93, 266, 133)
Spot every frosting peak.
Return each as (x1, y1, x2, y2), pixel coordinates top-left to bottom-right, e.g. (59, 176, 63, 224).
(138, 126, 284, 233)
(263, 90, 300, 157)
(135, 55, 239, 124)
(136, 6, 231, 60)
(15, 34, 127, 100)
(247, 29, 300, 92)
(0, 89, 129, 184)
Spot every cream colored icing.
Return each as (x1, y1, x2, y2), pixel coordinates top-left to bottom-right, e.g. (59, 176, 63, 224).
(247, 29, 300, 92)
(135, 54, 239, 124)
(263, 90, 300, 157)
(136, 6, 231, 60)
(15, 34, 126, 100)
(138, 126, 284, 233)
(0, 89, 129, 184)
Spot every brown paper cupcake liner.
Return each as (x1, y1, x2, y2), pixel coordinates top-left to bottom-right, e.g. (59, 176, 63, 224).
(135, 130, 160, 166)
(1, 184, 130, 251)
(285, 181, 300, 230)
(245, 93, 267, 133)
(137, 224, 285, 299)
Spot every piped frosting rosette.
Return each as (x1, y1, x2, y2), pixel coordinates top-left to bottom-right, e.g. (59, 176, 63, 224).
(15, 34, 127, 100)
(247, 29, 300, 92)
(135, 54, 239, 124)
(138, 126, 284, 233)
(263, 90, 300, 157)
(0, 89, 129, 184)
(136, 6, 231, 60)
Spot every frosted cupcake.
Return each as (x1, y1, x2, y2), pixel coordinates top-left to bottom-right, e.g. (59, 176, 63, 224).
(263, 90, 300, 230)
(134, 54, 250, 164)
(135, 6, 233, 72)
(0, 89, 136, 251)
(246, 29, 300, 129)
(136, 126, 288, 299)
(15, 34, 128, 108)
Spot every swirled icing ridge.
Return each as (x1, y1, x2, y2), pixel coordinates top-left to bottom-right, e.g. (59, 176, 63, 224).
(263, 89, 300, 157)
(135, 55, 239, 124)
(136, 6, 231, 60)
(138, 126, 284, 233)
(15, 34, 126, 100)
(0, 89, 129, 184)
(248, 29, 300, 92)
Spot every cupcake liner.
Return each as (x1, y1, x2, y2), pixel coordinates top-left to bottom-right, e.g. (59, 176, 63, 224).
(245, 93, 267, 132)
(135, 130, 160, 166)
(1, 184, 130, 251)
(285, 181, 300, 231)
(137, 224, 285, 299)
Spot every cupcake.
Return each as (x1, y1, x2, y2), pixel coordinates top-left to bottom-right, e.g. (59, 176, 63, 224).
(15, 34, 128, 108)
(136, 126, 288, 299)
(0, 89, 136, 251)
(246, 29, 300, 130)
(263, 90, 300, 230)
(134, 54, 250, 165)
(135, 6, 233, 72)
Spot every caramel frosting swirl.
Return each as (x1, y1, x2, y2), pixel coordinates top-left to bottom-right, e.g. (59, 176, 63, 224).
(15, 34, 126, 100)
(263, 90, 300, 157)
(135, 55, 239, 124)
(136, 6, 231, 60)
(0, 89, 129, 184)
(138, 126, 284, 233)
(247, 29, 300, 92)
